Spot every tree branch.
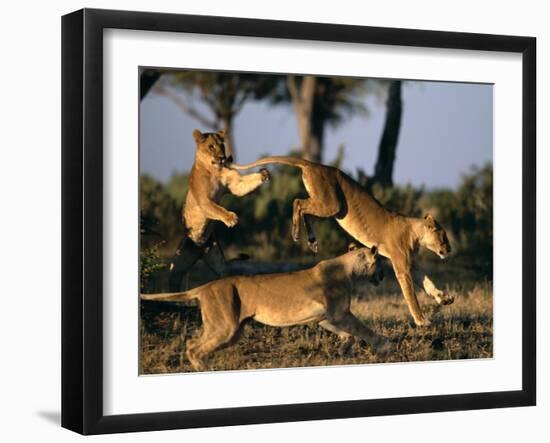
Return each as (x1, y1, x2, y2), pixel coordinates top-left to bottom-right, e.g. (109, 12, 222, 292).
(233, 90, 252, 115)
(154, 85, 216, 129)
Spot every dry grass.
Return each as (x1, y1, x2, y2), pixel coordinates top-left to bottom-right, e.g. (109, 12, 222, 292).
(140, 263, 492, 374)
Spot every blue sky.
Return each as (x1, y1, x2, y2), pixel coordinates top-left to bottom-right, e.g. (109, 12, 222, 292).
(139, 78, 492, 190)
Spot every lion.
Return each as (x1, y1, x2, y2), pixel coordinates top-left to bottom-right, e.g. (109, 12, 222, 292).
(167, 129, 270, 291)
(231, 156, 453, 326)
(142, 245, 390, 371)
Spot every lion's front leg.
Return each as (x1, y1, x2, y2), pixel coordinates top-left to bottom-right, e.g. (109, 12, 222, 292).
(423, 275, 454, 305)
(412, 267, 454, 306)
(392, 257, 430, 326)
(197, 197, 238, 227)
(221, 167, 270, 197)
(318, 320, 353, 356)
(325, 295, 392, 355)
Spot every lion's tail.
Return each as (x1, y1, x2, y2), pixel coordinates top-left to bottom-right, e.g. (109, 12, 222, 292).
(230, 156, 310, 171)
(140, 288, 199, 302)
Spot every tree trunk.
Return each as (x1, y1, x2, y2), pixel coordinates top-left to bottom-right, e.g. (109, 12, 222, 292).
(373, 80, 402, 187)
(309, 106, 324, 163)
(288, 75, 323, 162)
(140, 70, 162, 101)
(220, 115, 235, 161)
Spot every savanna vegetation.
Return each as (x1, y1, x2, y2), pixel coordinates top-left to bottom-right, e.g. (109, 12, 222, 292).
(140, 163, 493, 373)
(139, 70, 493, 373)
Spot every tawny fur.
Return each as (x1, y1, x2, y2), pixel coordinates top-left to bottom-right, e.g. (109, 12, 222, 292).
(168, 129, 270, 290)
(232, 156, 454, 326)
(142, 246, 390, 371)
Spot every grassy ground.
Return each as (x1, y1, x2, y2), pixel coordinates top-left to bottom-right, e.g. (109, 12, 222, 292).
(140, 260, 492, 374)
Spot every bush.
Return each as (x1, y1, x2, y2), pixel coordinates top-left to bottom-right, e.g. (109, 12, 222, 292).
(426, 164, 493, 275)
(140, 242, 166, 291)
(139, 163, 493, 277)
(140, 173, 182, 253)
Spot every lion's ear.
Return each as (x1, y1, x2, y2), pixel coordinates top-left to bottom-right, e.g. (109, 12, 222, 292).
(216, 129, 226, 139)
(348, 242, 358, 252)
(424, 213, 435, 227)
(192, 129, 204, 142)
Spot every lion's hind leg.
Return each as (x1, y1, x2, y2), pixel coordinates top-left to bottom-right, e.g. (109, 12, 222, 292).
(168, 236, 203, 291)
(291, 168, 341, 252)
(202, 237, 228, 277)
(186, 329, 238, 371)
(186, 286, 242, 371)
(292, 198, 324, 252)
(185, 336, 207, 371)
(292, 196, 340, 253)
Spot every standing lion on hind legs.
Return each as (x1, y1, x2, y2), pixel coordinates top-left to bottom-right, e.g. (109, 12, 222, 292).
(231, 156, 454, 326)
(167, 129, 270, 291)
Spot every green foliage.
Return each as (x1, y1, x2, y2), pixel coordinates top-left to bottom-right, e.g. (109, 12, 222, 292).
(140, 242, 166, 291)
(314, 76, 369, 126)
(368, 165, 492, 274)
(169, 71, 285, 102)
(218, 165, 309, 260)
(427, 164, 493, 274)
(165, 71, 286, 126)
(164, 172, 189, 204)
(370, 183, 425, 218)
(139, 163, 493, 277)
(140, 173, 182, 252)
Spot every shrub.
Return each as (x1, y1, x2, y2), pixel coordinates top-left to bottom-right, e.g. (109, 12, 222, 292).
(139, 163, 493, 277)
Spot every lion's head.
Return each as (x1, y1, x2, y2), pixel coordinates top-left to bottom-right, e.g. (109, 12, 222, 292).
(193, 129, 232, 167)
(419, 214, 451, 259)
(348, 243, 384, 286)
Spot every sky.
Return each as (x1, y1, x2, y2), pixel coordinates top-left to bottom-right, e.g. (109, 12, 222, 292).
(139, 78, 493, 190)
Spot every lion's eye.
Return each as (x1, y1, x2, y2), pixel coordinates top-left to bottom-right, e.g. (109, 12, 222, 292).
(208, 144, 214, 149)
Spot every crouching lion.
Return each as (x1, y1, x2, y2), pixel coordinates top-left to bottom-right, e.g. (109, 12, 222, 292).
(142, 245, 391, 371)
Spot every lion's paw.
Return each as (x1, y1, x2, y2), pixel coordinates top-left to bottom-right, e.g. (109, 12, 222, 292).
(414, 316, 431, 327)
(260, 168, 271, 182)
(224, 212, 239, 228)
(308, 239, 319, 254)
(434, 291, 454, 306)
(374, 338, 394, 357)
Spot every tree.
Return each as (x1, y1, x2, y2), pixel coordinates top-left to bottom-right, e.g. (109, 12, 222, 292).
(153, 72, 283, 158)
(286, 75, 368, 162)
(287, 76, 319, 161)
(140, 68, 163, 101)
(373, 80, 403, 187)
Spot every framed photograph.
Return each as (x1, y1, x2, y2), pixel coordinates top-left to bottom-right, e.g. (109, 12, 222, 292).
(62, 8, 536, 435)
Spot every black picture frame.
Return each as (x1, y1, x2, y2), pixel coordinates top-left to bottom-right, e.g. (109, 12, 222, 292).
(61, 8, 536, 435)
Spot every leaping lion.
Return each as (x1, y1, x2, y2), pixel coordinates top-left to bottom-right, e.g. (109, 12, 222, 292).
(231, 156, 453, 326)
